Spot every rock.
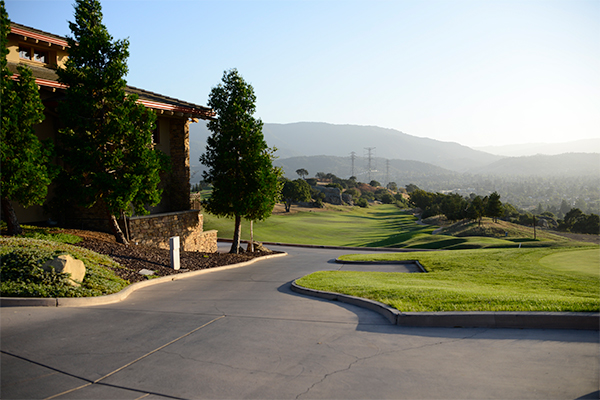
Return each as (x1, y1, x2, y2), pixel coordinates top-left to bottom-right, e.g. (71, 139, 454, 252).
(342, 193, 354, 206)
(138, 269, 155, 276)
(312, 186, 343, 205)
(246, 241, 272, 253)
(42, 255, 86, 287)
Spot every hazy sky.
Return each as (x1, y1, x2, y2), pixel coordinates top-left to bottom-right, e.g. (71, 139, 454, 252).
(6, 0, 599, 147)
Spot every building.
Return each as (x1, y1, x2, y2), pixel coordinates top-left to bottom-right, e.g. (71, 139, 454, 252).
(5, 22, 217, 252)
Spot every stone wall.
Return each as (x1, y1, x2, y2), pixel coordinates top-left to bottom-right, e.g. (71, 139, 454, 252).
(128, 210, 217, 253)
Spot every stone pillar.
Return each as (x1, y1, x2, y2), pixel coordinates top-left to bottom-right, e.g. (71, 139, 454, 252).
(169, 118, 191, 211)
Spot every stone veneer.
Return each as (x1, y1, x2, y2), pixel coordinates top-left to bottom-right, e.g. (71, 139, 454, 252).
(128, 210, 217, 253)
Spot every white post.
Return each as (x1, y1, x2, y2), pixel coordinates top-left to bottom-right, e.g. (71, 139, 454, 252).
(170, 236, 180, 270)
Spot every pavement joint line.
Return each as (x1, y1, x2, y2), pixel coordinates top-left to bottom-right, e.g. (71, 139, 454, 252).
(92, 315, 225, 384)
(23, 316, 225, 400)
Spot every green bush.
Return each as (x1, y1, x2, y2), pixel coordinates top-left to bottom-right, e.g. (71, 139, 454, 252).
(0, 237, 129, 298)
(356, 198, 369, 208)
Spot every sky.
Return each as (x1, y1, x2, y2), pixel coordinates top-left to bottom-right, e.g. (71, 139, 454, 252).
(5, 0, 600, 147)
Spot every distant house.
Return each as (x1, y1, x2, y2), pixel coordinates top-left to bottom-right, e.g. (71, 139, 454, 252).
(5, 22, 217, 251)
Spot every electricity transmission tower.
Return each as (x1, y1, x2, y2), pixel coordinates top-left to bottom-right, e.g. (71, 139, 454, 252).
(385, 159, 390, 187)
(350, 152, 356, 178)
(364, 147, 376, 182)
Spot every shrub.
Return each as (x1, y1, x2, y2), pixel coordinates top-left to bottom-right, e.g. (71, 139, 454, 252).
(0, 237, 128, 297)
(356, 198, 368, 208)
(0, 248, 78, 297)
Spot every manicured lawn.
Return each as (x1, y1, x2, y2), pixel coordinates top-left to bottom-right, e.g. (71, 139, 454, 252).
(539, 249, 599, 278)
(296, 246, 600, 312)
(204, 204, 437, 247)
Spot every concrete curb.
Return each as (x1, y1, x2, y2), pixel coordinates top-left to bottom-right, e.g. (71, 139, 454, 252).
(0, 252, 287, 308)
(335, 258, 428, 273)
(290, 281, 600, 330)
(218, 238, 440, 253)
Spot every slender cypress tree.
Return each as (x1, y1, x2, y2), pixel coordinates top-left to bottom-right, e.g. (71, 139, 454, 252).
(200, 69, 281, 253)
(0, 1, 55, 235)
(57, 0, 168, 244)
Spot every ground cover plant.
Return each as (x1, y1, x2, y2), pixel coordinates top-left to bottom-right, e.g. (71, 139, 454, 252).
(296, 246, 599, 312)
(0, 237, 128, 297)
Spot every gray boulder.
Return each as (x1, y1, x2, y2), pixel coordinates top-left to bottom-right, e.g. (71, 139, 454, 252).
(312, 186, 343, 205)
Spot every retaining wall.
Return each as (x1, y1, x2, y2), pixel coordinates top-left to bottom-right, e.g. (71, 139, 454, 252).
(128, 210, 217, 253)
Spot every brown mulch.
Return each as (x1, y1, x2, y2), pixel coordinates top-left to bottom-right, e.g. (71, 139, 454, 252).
(63, 230, 277, 284)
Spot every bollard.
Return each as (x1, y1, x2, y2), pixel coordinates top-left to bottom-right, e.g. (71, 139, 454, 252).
(170, 236, 180, 270)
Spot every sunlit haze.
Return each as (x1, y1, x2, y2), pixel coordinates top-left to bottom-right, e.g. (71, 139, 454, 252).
(6, 0, 599, 147)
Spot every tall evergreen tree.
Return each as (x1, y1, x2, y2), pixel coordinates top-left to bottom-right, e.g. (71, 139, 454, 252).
(200, 69, 281, 253)
(1, 1, 55, 235)
(485, 191, 503, 223)
(57, 0, 168, 244)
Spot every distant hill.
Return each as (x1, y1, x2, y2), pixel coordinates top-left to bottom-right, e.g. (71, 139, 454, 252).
(469, 153, 600, 177)
(273, 155, 457, 182)
(189, 121, 502, 173)
(474, 139, 600, 157)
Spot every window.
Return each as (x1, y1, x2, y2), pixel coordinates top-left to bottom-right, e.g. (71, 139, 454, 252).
(19, 45, 49, 64)
(19, 46, 31, 60)
(33, 49, 47, 63)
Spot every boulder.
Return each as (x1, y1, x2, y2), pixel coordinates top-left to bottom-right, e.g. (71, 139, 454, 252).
(42, 255, 86, 287)
(246, 241, 272, 253)
(312, 186, 343, 205)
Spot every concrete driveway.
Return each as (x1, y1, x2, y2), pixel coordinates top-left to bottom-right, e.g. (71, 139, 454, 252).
(1, 245, 598, 399)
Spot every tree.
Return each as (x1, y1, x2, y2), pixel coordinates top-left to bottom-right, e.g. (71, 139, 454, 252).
(466, 196, 485, 226)
(296, 168, 308, 180)
(405, 183, 420, 193)
(369, 180, 381, 187)
(0, 2, 56, 235)
(387, 182, 398, 192)
(200, 69, 281, 253)
(56, 0, 168, 244)
(485, 191, 503, 223)
(281, 178, 311, 212)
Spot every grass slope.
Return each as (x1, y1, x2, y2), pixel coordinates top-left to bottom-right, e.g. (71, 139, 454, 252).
(297, 247, 599, 312)
(204, 204, 437, 247)
(204, 204, 581, 249)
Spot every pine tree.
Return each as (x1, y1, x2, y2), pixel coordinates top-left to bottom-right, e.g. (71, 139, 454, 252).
(0, 1, 56, 235)
(57, 0, 168, 244)
(200, 69, 281, 253)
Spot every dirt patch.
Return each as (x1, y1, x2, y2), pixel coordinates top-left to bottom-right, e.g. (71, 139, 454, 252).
(60, 230, 280, 284)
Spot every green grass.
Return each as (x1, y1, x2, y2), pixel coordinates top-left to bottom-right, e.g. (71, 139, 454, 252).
(204, 204, 582, 249)
(204, 204, 437, 247)
(296, 246, 600, 312)
(1, 237, 129, 298)
(539, 249, 599, 278)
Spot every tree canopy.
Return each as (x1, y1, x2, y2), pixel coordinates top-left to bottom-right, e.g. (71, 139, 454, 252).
(1, 1, 56, 235)
(281, 178, 311, 212)
(56, 0, 168, 243)
(200, 69, 281, 253)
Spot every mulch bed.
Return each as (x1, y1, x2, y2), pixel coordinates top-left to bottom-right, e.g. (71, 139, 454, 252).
(64, 230, 277, 284)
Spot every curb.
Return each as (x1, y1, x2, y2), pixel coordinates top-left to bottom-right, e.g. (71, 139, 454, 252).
(218, 238, 440, 253)
(0, 252, 287, 308)
(335, 258, 428, 273)
(290, 281, 600, 330)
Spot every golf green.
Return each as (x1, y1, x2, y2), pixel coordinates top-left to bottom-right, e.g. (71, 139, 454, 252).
(539, 249, 599, 278)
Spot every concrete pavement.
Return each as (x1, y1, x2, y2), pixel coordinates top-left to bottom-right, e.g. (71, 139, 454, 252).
(1, 245, 599, 399)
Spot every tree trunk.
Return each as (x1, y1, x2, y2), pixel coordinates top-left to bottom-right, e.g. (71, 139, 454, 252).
(108, 210, 128, 245)
(230, 215, 242, 253)
(1, 197, 23, 235)
(249, 220, 254, 252)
